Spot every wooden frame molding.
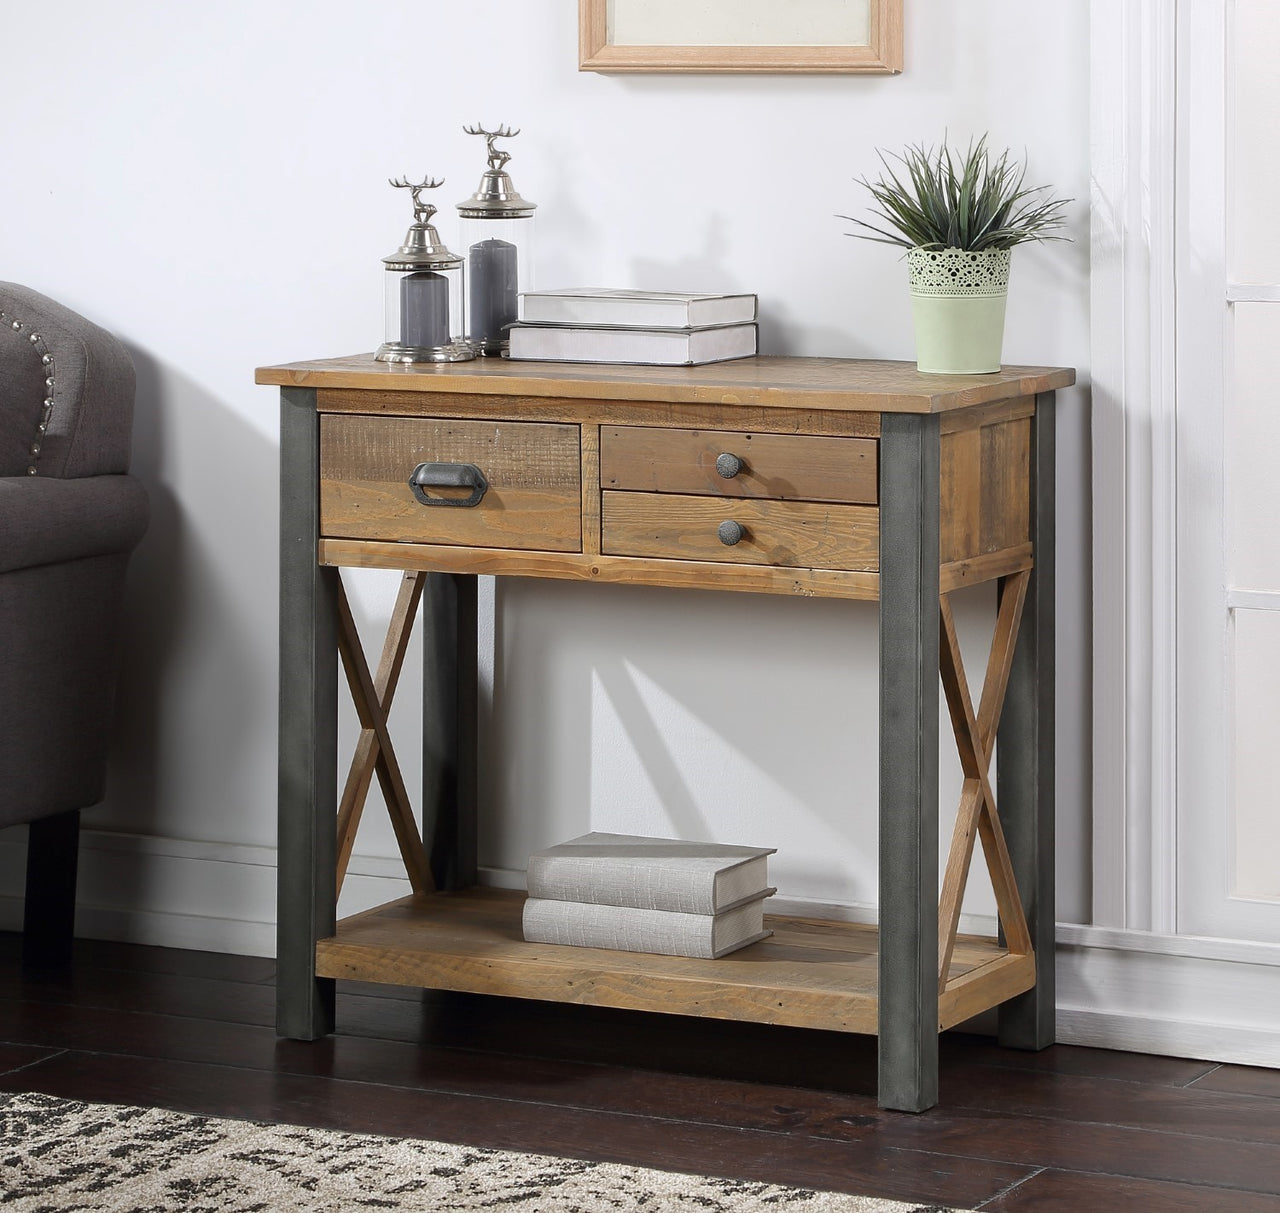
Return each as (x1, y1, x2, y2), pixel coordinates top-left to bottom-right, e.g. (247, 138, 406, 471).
(578, 0, 903, 74)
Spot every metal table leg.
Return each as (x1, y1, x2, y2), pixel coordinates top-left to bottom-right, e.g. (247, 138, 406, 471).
(998, 391, 1056, 1050)
(423, 571, 479, 891)
(878, 412, 942, 1112)
(277, 386, 338, 1039)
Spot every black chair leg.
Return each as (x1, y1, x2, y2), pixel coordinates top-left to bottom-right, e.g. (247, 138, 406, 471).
(22, 808, 81, 969)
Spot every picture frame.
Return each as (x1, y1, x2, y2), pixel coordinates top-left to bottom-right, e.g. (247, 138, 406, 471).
(578, 0, 903, 75)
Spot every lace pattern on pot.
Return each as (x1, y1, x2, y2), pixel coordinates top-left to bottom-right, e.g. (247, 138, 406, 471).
(908, 247, 1011, 297)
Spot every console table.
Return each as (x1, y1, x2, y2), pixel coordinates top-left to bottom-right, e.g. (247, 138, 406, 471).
(257, 354, 1073, 1113)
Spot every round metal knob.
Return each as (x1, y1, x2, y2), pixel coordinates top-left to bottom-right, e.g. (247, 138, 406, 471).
(717, 519, 745, 546)
(715, 451, 744, 479)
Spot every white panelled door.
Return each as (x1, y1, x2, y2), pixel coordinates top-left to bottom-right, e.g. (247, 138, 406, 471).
(1177, 0, 1280, 942)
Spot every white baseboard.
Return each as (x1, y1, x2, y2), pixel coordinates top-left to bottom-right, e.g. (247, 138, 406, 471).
(1054, 922, 1280, 1067)
(3, 829, 1277, 1066)
(0, 826, 414, 959)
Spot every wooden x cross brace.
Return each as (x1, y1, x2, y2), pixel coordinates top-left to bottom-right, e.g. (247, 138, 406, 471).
(334, 571, 433, 896)
(937, 570, 1034, 985)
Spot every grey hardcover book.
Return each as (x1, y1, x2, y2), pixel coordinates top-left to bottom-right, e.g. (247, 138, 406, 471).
(522, 894, 771, 960)
(505, 322, 757, 366)
(518, 288, 758, 329)
(526, 832, 775, 914)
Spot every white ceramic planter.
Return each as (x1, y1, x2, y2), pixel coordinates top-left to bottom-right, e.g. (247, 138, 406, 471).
(907, 247, 1011, 374)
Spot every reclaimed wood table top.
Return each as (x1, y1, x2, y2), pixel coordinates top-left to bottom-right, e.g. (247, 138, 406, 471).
(256, 353, 1075, 415)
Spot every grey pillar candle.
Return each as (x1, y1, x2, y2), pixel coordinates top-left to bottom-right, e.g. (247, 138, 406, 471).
(468, 238, 518, 352)
(401, 271, 450, 349)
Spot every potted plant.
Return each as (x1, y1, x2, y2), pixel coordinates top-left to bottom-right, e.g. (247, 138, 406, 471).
(841, 135, 1069, 374)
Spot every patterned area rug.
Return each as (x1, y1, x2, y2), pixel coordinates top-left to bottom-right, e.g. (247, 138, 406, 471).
(0, 1091, 967, 1212)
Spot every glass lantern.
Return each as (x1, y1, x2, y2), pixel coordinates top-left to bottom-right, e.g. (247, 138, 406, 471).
(457, 125, 537, 356)
(376, 176, 475, 363)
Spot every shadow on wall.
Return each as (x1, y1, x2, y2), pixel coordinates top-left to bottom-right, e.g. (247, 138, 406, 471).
(486, 558, 1016, 913)
(103, 346, 276, 844)
(531, 136, 608, 288)
(483, 577, 594, 868)
(486, 577, 884, 899)
(631, 242, 862, 358)
(107, 342, 183, 841)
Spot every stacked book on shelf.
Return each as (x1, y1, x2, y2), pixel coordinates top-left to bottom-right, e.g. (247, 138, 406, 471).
(521, 831, 776, 960)
(506, 288, 759, 366)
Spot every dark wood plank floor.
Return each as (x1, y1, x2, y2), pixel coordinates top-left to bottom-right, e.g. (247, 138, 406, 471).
(3, 933, 1280, 1211)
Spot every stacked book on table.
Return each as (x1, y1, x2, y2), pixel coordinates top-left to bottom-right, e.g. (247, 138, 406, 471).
(506, 288, 758, 366)
(521, 832, 776, 959)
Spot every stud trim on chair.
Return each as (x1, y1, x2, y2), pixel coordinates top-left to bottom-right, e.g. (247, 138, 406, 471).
(0, 306, 56, 476)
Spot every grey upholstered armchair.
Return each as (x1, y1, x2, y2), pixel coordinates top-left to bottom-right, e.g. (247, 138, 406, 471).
(0, 283, 149, 967)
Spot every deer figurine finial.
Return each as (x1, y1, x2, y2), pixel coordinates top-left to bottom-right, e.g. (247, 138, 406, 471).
(389, 175, 444, 223)
(463, 124, 520, 172)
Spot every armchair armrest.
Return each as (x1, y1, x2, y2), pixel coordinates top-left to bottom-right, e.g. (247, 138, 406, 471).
(0, 474, 149, 573)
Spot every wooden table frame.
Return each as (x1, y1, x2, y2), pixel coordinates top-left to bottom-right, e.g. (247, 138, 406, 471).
(264, 355, 1068, 1113)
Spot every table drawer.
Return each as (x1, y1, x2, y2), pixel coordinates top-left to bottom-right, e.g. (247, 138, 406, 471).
(600, 426, 877, 504)
(320, 415, 581, 551)
(601, 491, 878, 571)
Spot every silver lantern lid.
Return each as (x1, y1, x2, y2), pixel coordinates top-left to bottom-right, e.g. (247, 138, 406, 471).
(383, 176, 463, 271)
(457, 124, 537, 219)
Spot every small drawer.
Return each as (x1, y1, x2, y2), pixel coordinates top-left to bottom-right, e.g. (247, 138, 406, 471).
(601, 491, 878, 571)
(600, 426, 877, 504)
(321, 415, 581, 551)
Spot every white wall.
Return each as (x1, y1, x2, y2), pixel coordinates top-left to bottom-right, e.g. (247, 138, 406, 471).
(0, 1, 1091, 942)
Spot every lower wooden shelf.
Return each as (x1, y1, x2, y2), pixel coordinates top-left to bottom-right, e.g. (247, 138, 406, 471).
(319, 538, 1033, 601)
(316, 888, 1035, 1035)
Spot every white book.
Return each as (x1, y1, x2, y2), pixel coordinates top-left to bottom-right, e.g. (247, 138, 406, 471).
(506, 322, 757, 366)
(522, 895, 771, 960)
(519, 288, 758, 329)
(526, 832, 775, 915)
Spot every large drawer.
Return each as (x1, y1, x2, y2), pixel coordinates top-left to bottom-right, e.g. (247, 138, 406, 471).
(600, 426, 877, 504)
(601, 491, 878, 571)
(320, 415, 581, 551)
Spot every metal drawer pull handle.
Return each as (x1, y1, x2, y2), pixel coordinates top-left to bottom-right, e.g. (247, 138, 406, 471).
(717, 519, 745, 546)
(408, 462, 489, 508)
(715, 451, 745, 479)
